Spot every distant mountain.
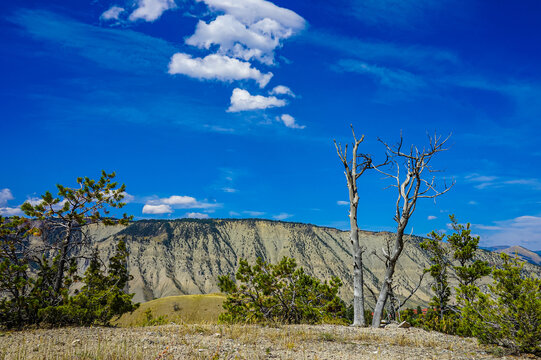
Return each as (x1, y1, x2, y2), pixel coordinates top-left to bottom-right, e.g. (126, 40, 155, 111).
(81, 219, 541, 306)
(492, 245, 541, 266)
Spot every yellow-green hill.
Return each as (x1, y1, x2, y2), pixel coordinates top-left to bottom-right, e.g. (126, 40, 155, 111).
(115, 294, 226, 327)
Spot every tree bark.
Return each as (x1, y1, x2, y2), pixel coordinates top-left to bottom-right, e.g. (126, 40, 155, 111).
(53, 224, 72, 298)
(350, 200, 365, 327)
(371, 225, 406, 327)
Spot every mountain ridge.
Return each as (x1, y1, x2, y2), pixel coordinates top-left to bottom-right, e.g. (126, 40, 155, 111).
(84, 218, 541, 306)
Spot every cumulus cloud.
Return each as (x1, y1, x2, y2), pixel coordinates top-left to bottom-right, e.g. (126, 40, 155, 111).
(227, 88, 286, 112)
(188, 0, 306, 64)
(129, 0, 176, 22)
(149, 195, 218, 209)
(186, 212, 210, 219)
(100, 6, 125, 21)
(0, 207, 23, 216)
(168, 53, 272, 88)
(0, 189, 14, 206)
(269, 85, 295, 97)
(278, 114, 305, 129)
(273, 212, 293, 220)
(142, 204, 173, 214)
(337, 200, 349, 206)
(0, 189, 22, 216)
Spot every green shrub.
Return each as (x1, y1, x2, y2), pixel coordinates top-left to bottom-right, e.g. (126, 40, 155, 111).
(461, 254, 540, 355)
(218, 257, 347, 324)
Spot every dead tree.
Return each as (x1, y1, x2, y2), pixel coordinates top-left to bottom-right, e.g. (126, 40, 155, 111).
(334, 125, 376, 327)
(371, 132, 453, 328)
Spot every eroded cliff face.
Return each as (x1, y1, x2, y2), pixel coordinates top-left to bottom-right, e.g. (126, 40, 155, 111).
(86, 219, 540, 305)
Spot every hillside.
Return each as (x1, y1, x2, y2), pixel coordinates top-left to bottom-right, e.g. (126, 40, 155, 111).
(495, 245, 541, 266)
(84, 219, 541, 306)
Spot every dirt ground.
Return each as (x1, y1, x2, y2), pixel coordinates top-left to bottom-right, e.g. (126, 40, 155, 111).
(0, 323, 536, 359)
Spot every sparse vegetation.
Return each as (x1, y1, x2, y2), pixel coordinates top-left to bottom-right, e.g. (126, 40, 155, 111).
(218, 256, 347, 324)
(0, 171, 137, 328)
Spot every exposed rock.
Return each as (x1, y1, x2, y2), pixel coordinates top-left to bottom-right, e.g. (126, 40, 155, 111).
(79, 219, 540, 305)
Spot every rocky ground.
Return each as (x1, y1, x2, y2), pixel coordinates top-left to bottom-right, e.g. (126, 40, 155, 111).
(0, 323, 536, 359)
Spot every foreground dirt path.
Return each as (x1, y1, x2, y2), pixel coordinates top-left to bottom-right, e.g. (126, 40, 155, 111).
(0, 324, 534, 359)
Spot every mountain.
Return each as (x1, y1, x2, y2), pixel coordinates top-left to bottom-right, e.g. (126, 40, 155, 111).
(493, 245, 541, 266)
(85, 219, 541, 306)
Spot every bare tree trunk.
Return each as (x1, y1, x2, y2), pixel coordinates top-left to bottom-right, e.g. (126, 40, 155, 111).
(350, 200, 365, 326)
(372, 226, 406, 327)
(335, 126, 376, 327)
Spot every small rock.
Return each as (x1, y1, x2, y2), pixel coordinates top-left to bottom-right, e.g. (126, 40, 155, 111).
(214, 333, 221, 337)
(72, 339, 81, 346)
(398, 321, 411, 329)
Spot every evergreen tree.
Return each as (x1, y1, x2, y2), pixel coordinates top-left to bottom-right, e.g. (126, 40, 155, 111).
(218, 257, 346, 324)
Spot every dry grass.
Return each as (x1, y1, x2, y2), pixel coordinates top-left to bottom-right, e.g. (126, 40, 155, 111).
(0, 323, 532, 360)
(114, 294, 226, 327)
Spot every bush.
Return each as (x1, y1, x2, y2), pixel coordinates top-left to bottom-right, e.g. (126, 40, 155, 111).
(461, 254, 541, 355)
(218, 257, 347, 324)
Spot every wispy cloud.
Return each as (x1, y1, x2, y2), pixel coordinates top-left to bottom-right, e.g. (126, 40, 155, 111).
(465, 173, 541, 191)
(427, 215, 437, 220)
(337, 200, 349, 206)
(349, 0, 449, 29)
(334, 59, 425, 90)
(10, 9, 179, 75)
(273, 212, 293, 220)
(301, 29, 459, 72)
(269, 85, 295, 97)
(243, 210, 265, 216)
(476, 215, 541, 251)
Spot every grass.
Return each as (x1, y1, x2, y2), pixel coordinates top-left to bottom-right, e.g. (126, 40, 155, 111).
(0, 323, 521, 359)
(114, 293, 226, 327)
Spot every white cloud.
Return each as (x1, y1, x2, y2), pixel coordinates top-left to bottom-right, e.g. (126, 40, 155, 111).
(222, 187, 237, 193)
(121, 192, 135, 203)
(186, 212, 209, 219)
(273, 212, 293, 220)
(129, 0, 176, 22)
(189, 0, 306, 64)
(278, 114, 305, 129)
(168, 53, 272, 88)
(243, 210, 265, 216)
(269, 85, 295, 97)
(468, 200, 478, 205)
(337, 200, 349, 206)
(427, 215, 437, 220)
(227, 88, 286, 112)
(100, 6, 125, 21)
(476, 215, 541, 251)
(142, 204, 173, 214)
(198, 0, 305, 29)
(229, 211, 240, 216)
(150, 195, 218, 209)
(0, 189, 14, 206)
(0, 207, 23, 216)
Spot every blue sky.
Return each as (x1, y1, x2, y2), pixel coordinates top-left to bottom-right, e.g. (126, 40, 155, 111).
(1, 0, 540, 250)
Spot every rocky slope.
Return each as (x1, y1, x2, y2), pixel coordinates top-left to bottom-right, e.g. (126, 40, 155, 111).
(85, 219, 541, 305)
